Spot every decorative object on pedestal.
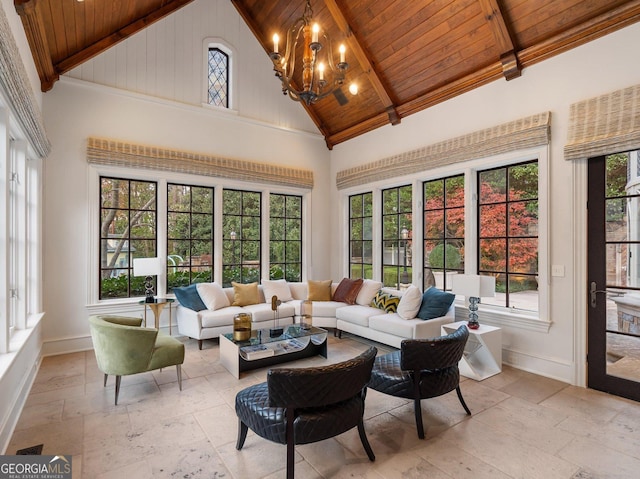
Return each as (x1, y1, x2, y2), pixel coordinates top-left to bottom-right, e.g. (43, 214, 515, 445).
(300, 300, 313, 330)
(133, 257, 163, 303)
(268, 0, 358, 105)
(233, 312, 252, 341)
(270, 295, 283, 337)
(451, 274, 495, 330)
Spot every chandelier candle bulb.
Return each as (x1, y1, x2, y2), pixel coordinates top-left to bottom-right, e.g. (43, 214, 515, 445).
(312, 23, 319, 43)
(339, 44, 346, 63)
(318, 62, 324, 80)
(273, 33, 279, 54)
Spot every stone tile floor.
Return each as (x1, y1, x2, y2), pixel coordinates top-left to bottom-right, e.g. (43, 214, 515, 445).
(7, 332, 640, 478)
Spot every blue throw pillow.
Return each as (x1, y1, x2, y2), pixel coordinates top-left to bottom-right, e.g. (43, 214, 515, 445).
(173, 284, 206, 312)
(417, 287, 455, 320)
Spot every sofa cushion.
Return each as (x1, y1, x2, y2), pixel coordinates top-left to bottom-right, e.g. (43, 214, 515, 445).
(336, 305, 380, 327)
(196, 282, 230, 310)
(200, 306, 246, 328)
(173, 284, 207, 311)
(332, 278, 363, 304)
(371, 290, 400, 313)
(417, 287, 455, 320)
(369, 313, 420, 339)
(232, 282, 260, 306)
(243, 302, 295, 322)
(261, 279, 293, 302)
(356, 279, 383, 306)
(307, 280, 332, 301)
(397, 285, 422, 319)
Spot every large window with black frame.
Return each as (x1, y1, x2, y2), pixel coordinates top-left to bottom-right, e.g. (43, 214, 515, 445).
(167, 184, 214, 291)
(349, 192, 373, 279)
(382, 185, 412, 287)
(222, 189, 261, 286)
(423, 174, 465, 291)
(269, 193, 302, 281)
(99, 177, 157, 299)
(478, 161, 539, 311)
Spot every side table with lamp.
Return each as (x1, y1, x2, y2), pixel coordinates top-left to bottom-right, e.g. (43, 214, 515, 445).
(134, 257, 175, 334)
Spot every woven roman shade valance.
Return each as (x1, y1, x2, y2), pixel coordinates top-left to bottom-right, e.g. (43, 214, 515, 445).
(0, 4, 50, 158)
(336, 112, 551, 190)
(86, 138, 314, 189)
(565, 84, 640, 161)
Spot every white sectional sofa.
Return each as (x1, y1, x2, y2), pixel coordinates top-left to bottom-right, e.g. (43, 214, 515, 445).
(175, 279, 456, 350)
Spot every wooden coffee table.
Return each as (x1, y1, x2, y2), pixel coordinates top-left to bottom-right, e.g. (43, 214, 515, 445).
(219, 325, 328, 378)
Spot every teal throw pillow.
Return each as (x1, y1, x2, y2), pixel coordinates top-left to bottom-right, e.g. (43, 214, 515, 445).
(417, 287, 455, 320)
(173, 284, 207, 311)
(371, 290, 400, 313)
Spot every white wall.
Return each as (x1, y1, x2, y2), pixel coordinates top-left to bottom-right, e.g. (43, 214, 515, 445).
(66, 0, 316, 134)
(329, 22, 640, 384)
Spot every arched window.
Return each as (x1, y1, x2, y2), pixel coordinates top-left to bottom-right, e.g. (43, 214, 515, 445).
(208, 47, 229, 108)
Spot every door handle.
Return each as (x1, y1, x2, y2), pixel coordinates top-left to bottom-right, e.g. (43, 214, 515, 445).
(590, 282, 607, 308)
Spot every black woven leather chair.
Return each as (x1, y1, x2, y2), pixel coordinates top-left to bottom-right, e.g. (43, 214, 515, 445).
(235, 346, 377, 479)
(369, 325, 470, 439)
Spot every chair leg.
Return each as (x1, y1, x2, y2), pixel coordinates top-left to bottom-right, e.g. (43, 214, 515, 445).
(236, 419, 248, 450)
(103, 373, 108, 387)
(357, 418, 375, 461)
(198, 339, 203, 350)
(115, 376, 122, 405)
(456, 386, 471, 415)
(285, 408, 295, 479)
(176, 364, 183, 391)
(414, 398, 425, 439)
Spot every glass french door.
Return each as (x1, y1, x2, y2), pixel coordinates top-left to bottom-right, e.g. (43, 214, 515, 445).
(587, 151, 640, 401)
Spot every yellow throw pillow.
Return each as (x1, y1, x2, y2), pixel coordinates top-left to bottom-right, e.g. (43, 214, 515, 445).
(232, 282, 260, 306)
(307, 279, 332, 301)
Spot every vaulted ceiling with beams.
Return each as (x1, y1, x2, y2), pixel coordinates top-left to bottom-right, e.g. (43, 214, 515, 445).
(14, 0, 640, 149)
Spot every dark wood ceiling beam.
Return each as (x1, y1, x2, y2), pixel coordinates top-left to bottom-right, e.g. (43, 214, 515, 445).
(54, 0, 195, 77)
(230, 0, 331, 142)
(477, 0, 521, 80)
(322, 0, 400, 126)
(15, 0, 58, 92)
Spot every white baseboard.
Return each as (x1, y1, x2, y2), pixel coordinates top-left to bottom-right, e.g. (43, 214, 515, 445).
(503, 346, 574, 384)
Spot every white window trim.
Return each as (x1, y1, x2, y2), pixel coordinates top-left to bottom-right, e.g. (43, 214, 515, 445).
(202, 37, 237, 112)
(340, 144, 550, 333)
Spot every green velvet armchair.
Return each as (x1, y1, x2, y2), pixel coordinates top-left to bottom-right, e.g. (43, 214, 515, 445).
(89, 315, 185, 405)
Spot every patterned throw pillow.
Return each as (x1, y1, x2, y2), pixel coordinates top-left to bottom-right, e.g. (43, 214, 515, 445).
(371, 290, 400, 313)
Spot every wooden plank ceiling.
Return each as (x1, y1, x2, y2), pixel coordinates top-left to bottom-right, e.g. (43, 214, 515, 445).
(15, 0, 640, 149)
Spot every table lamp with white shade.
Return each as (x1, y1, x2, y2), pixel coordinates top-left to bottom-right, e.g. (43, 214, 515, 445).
(451, 274, 495, 329)
(133, 257, 163, 303)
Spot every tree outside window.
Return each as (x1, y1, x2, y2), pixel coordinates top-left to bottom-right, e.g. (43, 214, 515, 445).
(349, 192, 373, 279)
(478, 161, 539, 311)
(167, 184, 214, 291)
(270, 193, 302, 281)
(424, 175, 464, 291)
(223, 189, 261, 286)
(99, 177, 157, 299)
(382, 185, 412, 287)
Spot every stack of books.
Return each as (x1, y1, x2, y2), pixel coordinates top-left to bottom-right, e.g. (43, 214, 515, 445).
(240, 344, 274, 360)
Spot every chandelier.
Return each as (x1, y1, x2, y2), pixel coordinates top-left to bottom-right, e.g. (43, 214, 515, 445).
(269, 0, 358, 105)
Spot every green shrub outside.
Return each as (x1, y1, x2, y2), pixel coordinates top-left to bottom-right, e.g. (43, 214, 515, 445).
(428, 244, 461, 269)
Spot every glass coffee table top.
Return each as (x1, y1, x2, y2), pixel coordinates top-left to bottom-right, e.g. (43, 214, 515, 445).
(222, 325, 327, 346)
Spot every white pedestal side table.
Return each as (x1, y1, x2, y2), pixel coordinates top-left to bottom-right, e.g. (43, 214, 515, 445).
(442, 321, 502, 381)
